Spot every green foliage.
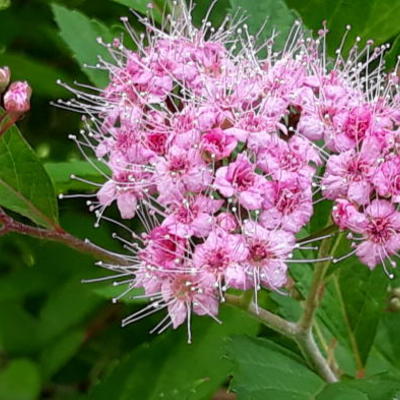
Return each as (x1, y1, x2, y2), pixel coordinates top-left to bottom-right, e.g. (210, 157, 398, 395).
(0, 359, 41, 400)
(284, 0, 400, 56)
(89, 308, 258, 400)
(111, 0, 165, 24)
(45, 160, 109, 194)
(228, 336, 400, 399)
(230, 0, 295, 50)
(228, 336, 325, 399)
(52, 4, 114, 87)
(0, 53, 71, 98)
(0, 112, 58, 228)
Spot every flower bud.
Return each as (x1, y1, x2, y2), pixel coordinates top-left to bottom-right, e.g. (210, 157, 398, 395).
(0, 66, 10, 94)
(3, 81, 32, 114)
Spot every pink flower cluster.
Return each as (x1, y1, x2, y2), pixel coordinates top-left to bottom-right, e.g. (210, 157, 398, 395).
(59, 8, 400, 335)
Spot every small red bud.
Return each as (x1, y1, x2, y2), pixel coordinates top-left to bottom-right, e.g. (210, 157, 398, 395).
(0, 66, 10, 94)
(3, 81, 32, 114)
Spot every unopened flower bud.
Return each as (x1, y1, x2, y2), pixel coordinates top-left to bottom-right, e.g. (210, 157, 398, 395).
(0, 66, 10, 93)
(3, 81, 32, 114)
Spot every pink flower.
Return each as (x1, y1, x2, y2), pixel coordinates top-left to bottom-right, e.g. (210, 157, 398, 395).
(97, 162, 153, 219)
(156, 146, 212, 201)
(161, 273, 219, 329)
(0, 66, 10, 93)
(3, 81, 31, 114)
(201, 128, 237, 160)
(373, 155, 400, 202)
(214, 154, 267, 210)
(260, 179, 313, 233)
(339, 200, 400, 269)
(322, 137, 381, 205)
(242, 221, 295, 290)
(163, 194, 223, 238)
(215, 212, 238, 232)
(257, 135, 320, 185)
(193, 231, 248, 289)
(140, 226, 187, 270)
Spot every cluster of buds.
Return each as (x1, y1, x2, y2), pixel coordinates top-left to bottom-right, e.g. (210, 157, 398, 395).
(57, 5, 400, 336)
(0, 66, 31, 135)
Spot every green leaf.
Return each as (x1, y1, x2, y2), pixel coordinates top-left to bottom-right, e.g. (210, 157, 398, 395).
(39, 328, 85, 380)
(284, 0, 400, 55)
(0, 52, 71, 98)
(38, 278, 101, 344)
(0, 115, 59, 228)
(111, 0, 164, 24)
(0, 302, 40, 355)
(228, 336, 400, 399)
(317, 374, 400, 400)
(88, 307, 258, 400)
(370, 312, 400, 372)
(0, 359, 41, 400)
(320, 262, 389, 370)
(91, 283, 145, 304)
(229, 0, 295, 51)
(0, 0, 10, 11)
(45, 160, 109, 194)
(228, 336, 325, 399)
(52, 4, 114, 87)
(385, 34, 400, 71)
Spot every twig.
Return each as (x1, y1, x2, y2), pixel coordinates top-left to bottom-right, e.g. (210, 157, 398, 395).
(0, 208, 130, 266)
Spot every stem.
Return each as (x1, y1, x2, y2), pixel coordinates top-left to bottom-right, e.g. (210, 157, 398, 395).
(225, 294, 298, 337)
(0, 208, 130, 266)
(295, 330, 338, 383)
(298, 236, 333, 331)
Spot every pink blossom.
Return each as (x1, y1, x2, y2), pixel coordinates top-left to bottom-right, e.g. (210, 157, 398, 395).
(338, 200, 400, 269)
(373, 155, 400, 202)
(322, 137, 381, 205)
(163, 194, 223, 238)
(0, 66, 10, 93)
(214, 154, 267, 210)
(201, 128, 237, 160)
(161, 273, 219, 329)
(4, 81, 31, 114)
(242, 221, 295, 290)
(260, 179, 313, 233)
(193, 231, 248, 289)
(140, 226, 187, 270)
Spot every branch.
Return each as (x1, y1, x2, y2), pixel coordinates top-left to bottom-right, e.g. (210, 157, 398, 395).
(0, 208, 130, 266)
(225, 293, 298, 337)
(298, 235, 333, 332)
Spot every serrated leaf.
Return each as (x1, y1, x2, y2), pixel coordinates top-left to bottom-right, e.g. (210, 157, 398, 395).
(228, 336, 325, 400)
(88, 307, 258, 400)
(0, 359, 41, 400)
(230, 0, 295, 51)
(52, 4, 114, 87)
(45, 160, 109, 194)
(317, 374, 400, 400)
(0, 114, 58, 228)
